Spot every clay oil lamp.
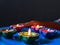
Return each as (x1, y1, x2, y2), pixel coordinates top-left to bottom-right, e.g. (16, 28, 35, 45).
(41, 29, 57, 39)
(31, 25, 45, 33)
(18, 28, 39, 44)
(10, 24, 24, 32)
(2, 29, 16, 38)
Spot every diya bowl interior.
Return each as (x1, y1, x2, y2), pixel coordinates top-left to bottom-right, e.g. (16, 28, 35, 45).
(2, 29, 16, 38)
(19, 32, 39, 44)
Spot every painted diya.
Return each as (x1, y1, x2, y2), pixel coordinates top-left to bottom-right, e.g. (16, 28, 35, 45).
(31, 25, 45, 33)
(18, 28, 39, 44)
(41, 29, 57, 39)
(2, 29, 16, 38)
(10, 24, 24, 32)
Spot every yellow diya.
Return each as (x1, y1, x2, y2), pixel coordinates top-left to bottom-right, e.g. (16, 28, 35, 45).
(18, 28, 39, 44)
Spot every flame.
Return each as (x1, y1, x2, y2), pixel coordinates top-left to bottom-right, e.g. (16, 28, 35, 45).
(6, 29, 8, 31)
(36, 25, 40, 28)
(28, 28, 31, 36)
(16, 24, 19, 27)
(47, 29, 50, 31)
(47, 29, 54, 32)
(40, 26, 43, 28)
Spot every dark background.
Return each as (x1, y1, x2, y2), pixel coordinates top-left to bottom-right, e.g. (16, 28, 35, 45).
(0, 0, 60, 26)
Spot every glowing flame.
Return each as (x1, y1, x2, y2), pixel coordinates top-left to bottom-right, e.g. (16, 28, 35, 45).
(36, 25, 40, 28)
(47, 29, 54, 32)
(16, 24, 19, 27)
(39, 26, 43, 28)
(35, 25, 40, 30)
(47, 29, 50, 31)
(28, 28, 31, 36)
(6, 29, 8, 31)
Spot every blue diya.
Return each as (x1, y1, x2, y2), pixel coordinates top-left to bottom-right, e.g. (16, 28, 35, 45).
(41, 29, 57, 39)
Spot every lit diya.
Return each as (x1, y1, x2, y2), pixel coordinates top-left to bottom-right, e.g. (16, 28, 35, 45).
(10, 24, 24, 32)
(31, 25, 45, 33)
(41, 29, 57, 39)
(2, 29, 16, 38)
(18, 28, 39, 44)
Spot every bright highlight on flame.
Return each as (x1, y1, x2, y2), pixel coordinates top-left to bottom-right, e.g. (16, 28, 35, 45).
(35, 25, 40, 30)
(6, 29, 8, 31)
(16, 24, 19, 27)
(36, 25, 40, 28)
(28, 28, 31, 36)
(40, 26, 43, 28)
(47, 29, 50, 31)
(47, 29, 54, 32)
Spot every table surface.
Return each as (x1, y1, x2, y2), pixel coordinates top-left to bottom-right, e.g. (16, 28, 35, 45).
(0, 26, 60, 45)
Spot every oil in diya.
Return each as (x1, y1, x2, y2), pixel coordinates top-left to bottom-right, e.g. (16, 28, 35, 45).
(2, 29, 16, 38)
(10, 24, 24, 32)
(18, 28, 39, 44)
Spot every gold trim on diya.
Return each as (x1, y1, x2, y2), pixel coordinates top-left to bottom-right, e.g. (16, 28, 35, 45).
(1, 29, 16, 38)
(18, 28, 39, 44)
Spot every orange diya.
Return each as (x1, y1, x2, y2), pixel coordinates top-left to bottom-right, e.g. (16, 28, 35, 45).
(18, 28, 39, 44)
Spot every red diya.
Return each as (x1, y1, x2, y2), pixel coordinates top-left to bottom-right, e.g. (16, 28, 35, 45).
(42, 29, 54, 33)
(10, 24, 24, 32)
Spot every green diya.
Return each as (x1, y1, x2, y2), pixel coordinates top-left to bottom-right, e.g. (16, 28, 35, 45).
(18, 29, 39, 44)
(2, 29, 16, 38)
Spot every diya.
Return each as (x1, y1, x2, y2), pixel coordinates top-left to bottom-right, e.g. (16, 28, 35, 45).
(2, 29, 16, 38)
(18, 28, 39, 44)
(10, 24, 24, 32)
(41, 29, 57, 39)
(31, 25, 45, 33)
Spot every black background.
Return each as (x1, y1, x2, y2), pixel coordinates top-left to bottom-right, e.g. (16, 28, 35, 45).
(0, 0, 60, 26)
